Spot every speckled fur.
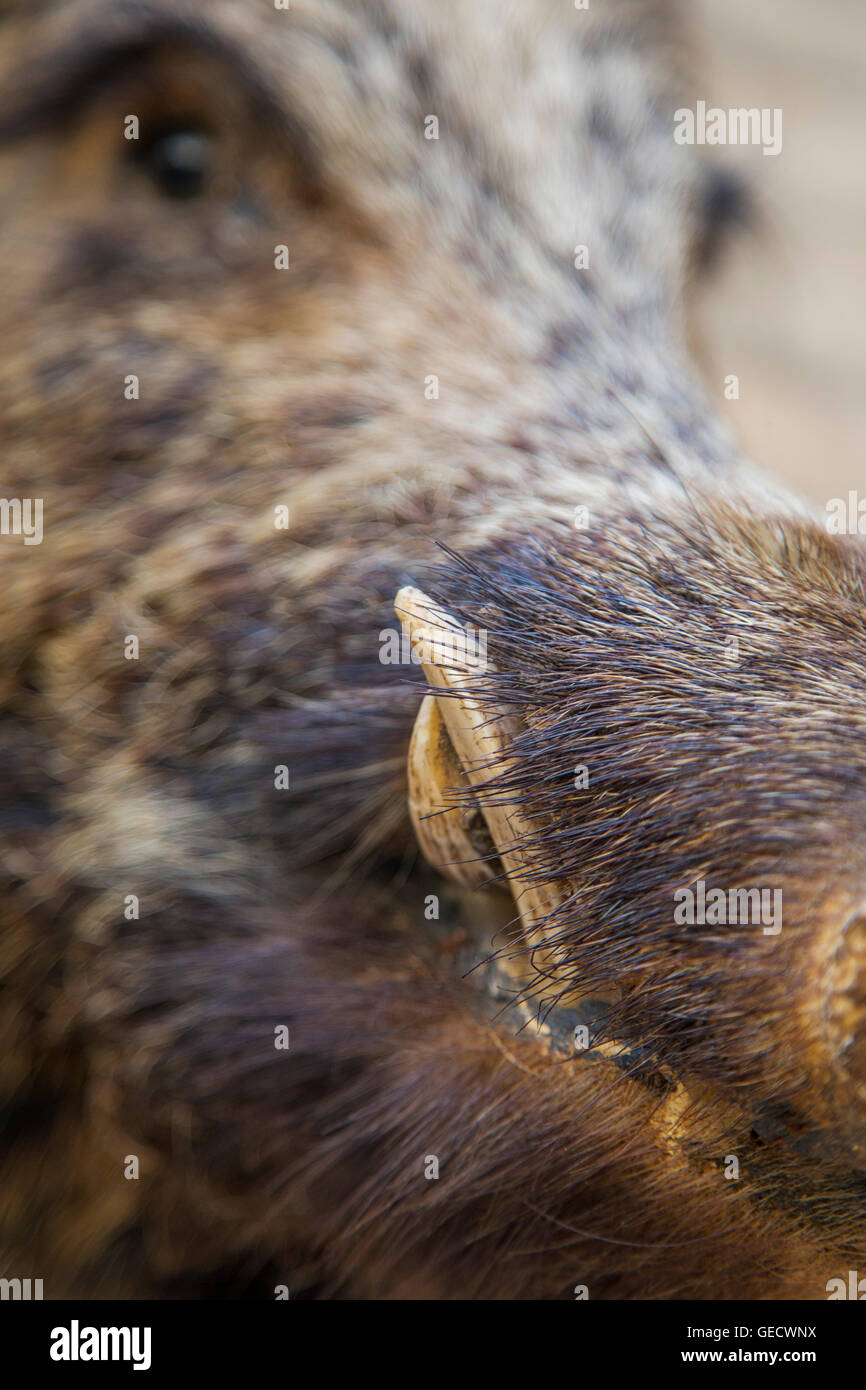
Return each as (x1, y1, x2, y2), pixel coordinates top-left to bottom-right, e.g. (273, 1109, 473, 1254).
(0, 0, 863, 1299)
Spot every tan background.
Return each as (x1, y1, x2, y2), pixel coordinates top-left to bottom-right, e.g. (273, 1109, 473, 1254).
(690, 0, 865, 504)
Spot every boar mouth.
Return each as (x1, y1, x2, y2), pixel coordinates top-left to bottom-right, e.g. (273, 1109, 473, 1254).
(396, 582, 691, 1124)
(396, 584, 624, 1041)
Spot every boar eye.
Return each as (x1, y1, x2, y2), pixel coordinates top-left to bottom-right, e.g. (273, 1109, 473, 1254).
(135, 127, 214, 200)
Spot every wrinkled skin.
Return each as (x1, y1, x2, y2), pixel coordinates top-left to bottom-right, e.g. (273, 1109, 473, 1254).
(1, 0, 865, 1299)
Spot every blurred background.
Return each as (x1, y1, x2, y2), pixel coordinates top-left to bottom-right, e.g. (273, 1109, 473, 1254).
(691, 0, 865, 505)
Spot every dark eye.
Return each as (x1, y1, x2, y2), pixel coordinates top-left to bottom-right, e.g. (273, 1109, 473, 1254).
(135, 127, 214, 200)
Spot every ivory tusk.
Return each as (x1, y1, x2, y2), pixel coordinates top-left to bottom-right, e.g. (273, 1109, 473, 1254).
(395, 584, 569, 946)
(406, 692, 503, 890)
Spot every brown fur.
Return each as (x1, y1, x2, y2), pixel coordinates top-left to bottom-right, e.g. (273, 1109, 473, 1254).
(0, 0, 863, 1298)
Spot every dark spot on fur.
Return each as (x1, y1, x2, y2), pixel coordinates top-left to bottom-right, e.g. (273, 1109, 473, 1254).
(693, 164, 754, 273)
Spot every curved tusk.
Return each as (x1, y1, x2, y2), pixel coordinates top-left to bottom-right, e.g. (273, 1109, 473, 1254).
(396, 585, 569, 946)
(407, 692, 502, 890)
